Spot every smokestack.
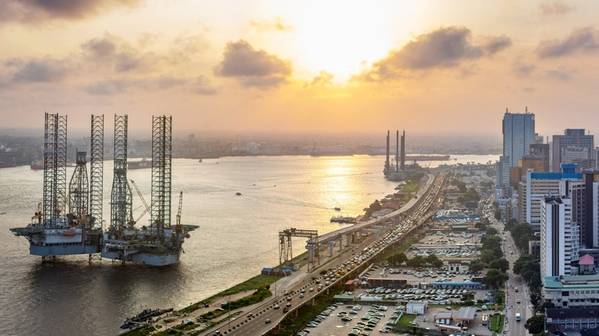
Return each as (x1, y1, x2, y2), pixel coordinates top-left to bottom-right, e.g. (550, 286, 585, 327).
(385, 130, 390, 171)
(400, 130, 406, 170)
(395, 130, 399, 173)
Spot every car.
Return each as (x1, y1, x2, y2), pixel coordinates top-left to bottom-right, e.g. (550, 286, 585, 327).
(341, 316, 353, 322)
(274, 304, 280, 310)
(265, 319, 271, 324)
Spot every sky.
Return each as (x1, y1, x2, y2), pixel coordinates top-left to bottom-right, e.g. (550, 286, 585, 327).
(1, 0, 599, 137)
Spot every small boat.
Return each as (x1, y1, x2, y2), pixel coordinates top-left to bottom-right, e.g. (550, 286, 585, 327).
(128, 158, 151, 170)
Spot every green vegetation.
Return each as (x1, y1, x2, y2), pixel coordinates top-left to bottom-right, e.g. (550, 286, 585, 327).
(218, 275, 279, 297)
(483, 269, 509, 289)
(120, 325, 156, 336)
(489, 313, 504, 333)
(178, 274, 279, 314)
(514, 254, 542, 310)
(525, 315, 545, 334)
(396, 313, 416, 328)
(470, 231, 509, 289)
(505, 221, 533, 252)
(154, 321, 199, 336)
(364, 199, 383, 217)
(387, 252, 443, 268)
(458, 187, 480, 209)
(221, 287, 271, 311)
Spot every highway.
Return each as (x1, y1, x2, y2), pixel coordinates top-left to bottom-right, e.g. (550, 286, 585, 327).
(204, 172, 447, 336)
(484, 201, 532, 336)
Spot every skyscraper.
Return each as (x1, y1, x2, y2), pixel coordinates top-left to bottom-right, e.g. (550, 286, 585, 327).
(552, 129, 595, 172)
(499, 110, 535, 188)
(540, 196, 579, 277)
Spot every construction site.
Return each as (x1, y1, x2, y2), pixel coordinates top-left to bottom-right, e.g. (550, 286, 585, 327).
(10, 113, 198, 266)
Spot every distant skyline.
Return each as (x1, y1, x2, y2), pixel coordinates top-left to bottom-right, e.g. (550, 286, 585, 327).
(1, 0, 599, 136)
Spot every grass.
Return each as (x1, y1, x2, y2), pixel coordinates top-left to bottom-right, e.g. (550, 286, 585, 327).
(119, 325, 156, 336)
(489, 313, 504, 333)
(396, 314, 416, 328)
(178, 274, 279, 314)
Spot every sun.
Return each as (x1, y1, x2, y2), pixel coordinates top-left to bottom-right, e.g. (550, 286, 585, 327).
(288, 1, 423, 82)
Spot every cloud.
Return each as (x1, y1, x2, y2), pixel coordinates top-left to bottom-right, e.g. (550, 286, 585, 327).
(545, 67, 574, 81)
(513, 63, 536, 77)
(84, 76, 218, 95)
(215, 40, 292, 88)
(249, 17, 292, 32)
(81, 34, 148, 73)
(482, 36, 512, 54)
(360, 26, 511, 81)
(537, 27, 599, 58)
(539, 1, 574, 16)
(0, 0, 140, 23)
(1, 57, 69, 86)
(307, 71, 334, 87)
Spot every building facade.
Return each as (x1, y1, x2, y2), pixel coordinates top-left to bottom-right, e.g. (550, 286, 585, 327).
(543, 275, 599, 307)
(540, 196, 579, 277)
(552, 129, 595, 172)
(500, 111, 536, 188)
(525, 164, 582, 230)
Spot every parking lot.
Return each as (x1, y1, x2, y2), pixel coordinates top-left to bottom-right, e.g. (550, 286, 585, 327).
(297, 303, 401, 336)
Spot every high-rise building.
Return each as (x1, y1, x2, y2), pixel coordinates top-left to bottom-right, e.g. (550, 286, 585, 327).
(499, 110, 535, 188)
(540, 196, 579, 277)
(524, 163, 582, 231)
(552, 129, 595, 172)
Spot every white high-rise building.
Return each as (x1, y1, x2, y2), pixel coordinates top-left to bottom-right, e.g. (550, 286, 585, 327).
(524, 163, 582, 231)
(540, 196, 579, 277)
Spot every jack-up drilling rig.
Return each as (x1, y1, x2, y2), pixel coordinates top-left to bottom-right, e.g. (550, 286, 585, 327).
(101, 115, 198, 266)
(10, 113, 103, 257)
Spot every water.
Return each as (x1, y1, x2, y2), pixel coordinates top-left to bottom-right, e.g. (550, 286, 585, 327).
(0, 154, 496, 336)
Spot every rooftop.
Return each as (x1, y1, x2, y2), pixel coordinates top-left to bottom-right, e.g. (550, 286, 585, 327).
(454, 306, 476, 320)
(544, 274, 599, 289)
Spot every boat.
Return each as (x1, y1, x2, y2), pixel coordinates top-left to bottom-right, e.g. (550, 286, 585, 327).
(128, 158, 151, 170)
(30, 161, 44, 170)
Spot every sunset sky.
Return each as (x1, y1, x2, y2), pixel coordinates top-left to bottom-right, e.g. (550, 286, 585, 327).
(1, 0, 598, 136)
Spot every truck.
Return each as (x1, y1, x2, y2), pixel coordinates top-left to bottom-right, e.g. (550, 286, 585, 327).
(515, 313, 522, 321)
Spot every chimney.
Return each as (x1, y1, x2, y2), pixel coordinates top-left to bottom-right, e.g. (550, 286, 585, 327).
(396, 130, 399, 173)
(400, 130, 406, 170)
(385, 130, 390, 171)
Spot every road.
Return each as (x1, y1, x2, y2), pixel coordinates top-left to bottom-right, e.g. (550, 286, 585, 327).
(485, 202, 532, 336)
(204, 173, 446, 336)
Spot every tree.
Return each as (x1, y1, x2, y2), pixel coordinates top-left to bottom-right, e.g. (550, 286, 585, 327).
(525, 315, 545, 334)
(470, 259, 485, 272)
(486, 227, 498, 235)
(426, 254, 443, 268)
(482, 269, 508, 289)
(388, 253, 407, 266)
(489, 258, 509, 272)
